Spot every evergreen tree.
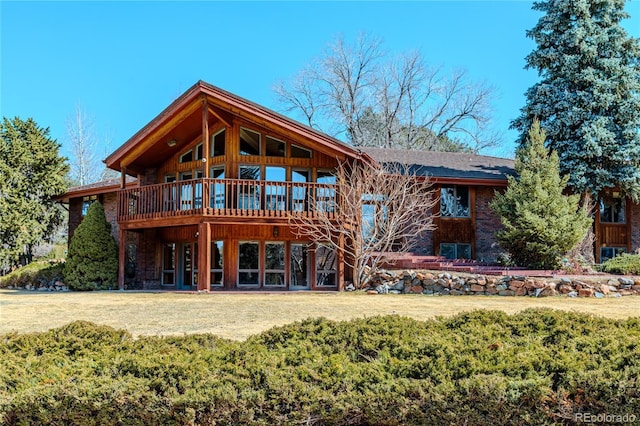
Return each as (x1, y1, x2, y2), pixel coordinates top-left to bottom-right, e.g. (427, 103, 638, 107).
(512, 0, 640, 199)
(0, 117, 69, 267)
(64, 202, 118, 290)
(490, 120, 592, 269)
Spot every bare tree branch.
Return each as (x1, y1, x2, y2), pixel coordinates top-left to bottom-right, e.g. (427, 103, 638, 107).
(289, 159, 437, 288)
(66, 105, 101, 186)
(276, 33, 498, 153)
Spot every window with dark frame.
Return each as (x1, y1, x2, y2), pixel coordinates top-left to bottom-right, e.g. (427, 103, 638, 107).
(238, 241, 260, 285)
(440, 243, 472, 260)
(240, 128, 261, 156)
(265, 242, 286, 286)
(316, 244, 337, 286)
(440, 185, 470, 218)
(211, 129, 226, 157)
(210, 240, 224, 287)
(600, 193, 626, 223)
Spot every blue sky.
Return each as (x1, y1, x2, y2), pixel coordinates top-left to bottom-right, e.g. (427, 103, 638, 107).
(2, 1, 639, 160)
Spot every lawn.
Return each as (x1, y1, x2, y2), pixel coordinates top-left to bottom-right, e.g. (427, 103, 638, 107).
(1, 290, 638, 340)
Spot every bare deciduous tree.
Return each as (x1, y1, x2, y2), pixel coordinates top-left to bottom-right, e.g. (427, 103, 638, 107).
(66, 105, 100, 186)
(275, 33, 498, 153)
(289, 159, 437, 289)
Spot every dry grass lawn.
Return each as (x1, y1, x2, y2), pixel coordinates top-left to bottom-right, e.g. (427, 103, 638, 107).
(1, 290, 638, 340)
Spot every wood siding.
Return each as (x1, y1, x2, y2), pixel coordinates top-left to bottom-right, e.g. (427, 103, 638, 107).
(432, 185, 477, 258)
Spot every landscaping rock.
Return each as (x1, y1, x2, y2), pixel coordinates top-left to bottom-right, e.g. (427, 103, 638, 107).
(578, 288, 594, 298)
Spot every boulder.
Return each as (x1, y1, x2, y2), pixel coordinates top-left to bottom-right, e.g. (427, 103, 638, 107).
(578, 288, 594, 297)
(496, 284, 508, 292)
(618, 277, 634, 286)
(470, 284, 485, 293)
(498, 290, 516, 296)
(410, 285, 424, 294)
(513, 286, 527, 296)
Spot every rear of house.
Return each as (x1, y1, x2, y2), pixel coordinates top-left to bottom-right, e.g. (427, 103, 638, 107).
(57, 81, 640, 291)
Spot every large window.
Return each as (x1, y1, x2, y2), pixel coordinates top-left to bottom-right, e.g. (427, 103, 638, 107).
(210, 166, 225, 209)
(315, 170, 336, 213)
(440, 185, 470, 218)
(265, 136, 286, 157)
(291, 144, 312, 159)
(361, 194, 388, 240)
(265, 242, 286, 286)
(210, 241, 223, 287)
(162, 243, 176, 286)
(291, 169, 310, 211)
(240, 128, 261, 156)
(440, 243, 471, 260)
(290, 243, 309, 288)
(211, 129, 225, 157)
(239, 166, 261, 210)
(600, 193, 625, 223)
(316, 244, 337, 287)
(265, 167, 287, 211)
(238, 242, 260, 286)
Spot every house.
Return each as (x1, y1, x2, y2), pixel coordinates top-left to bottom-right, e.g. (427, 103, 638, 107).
(57, 81, 637, 291)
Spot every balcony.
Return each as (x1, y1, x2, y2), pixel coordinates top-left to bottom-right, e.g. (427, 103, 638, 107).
(117, 178, 337, 223)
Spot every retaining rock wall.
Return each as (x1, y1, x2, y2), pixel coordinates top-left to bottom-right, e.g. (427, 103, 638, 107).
(357, 270, 640, 297)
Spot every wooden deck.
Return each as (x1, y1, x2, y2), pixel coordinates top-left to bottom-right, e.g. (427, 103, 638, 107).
(117, 178, 337, 223)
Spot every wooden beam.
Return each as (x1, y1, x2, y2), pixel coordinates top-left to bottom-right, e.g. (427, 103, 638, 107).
(202, 97, 210, 178)
(197, 222, 210, 291)
(207, 105, 232, 128)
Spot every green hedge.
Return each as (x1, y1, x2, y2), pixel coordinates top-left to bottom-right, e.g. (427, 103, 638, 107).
(602, 253, 640, 275)
(0, 260, 64, 288)
(1, 310, 639, 425)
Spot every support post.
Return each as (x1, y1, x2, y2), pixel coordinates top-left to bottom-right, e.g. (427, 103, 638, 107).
(118, 228, 126, 290)
(202, 96, 210, 178)
(197, 222, 211, 291)
(337, 234, 345, 291)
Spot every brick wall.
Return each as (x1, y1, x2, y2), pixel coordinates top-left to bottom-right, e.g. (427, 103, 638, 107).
(412, 230, 434, 255)
(68, 198, 83, 243)
(102, 192, 120, 243)
(474, 186, 503, 263)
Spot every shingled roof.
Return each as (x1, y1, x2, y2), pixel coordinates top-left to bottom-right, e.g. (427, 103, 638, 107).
(361, 147, 515, 184)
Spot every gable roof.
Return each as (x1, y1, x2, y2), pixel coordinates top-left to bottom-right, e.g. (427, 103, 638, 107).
(361, 147, 515, 185)
(105, 80, 370, 174)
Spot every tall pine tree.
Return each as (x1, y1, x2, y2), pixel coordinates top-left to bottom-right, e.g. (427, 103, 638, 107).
(490, 120, 592, 269)
(0, 117, 69, 267)
(512, 0, 640, 199)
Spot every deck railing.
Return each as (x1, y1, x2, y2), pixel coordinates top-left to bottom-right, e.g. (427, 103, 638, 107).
(117, 178, 337, 221)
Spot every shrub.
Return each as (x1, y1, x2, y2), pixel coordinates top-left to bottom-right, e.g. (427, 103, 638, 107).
(601, 253, 640, 275)
(0, 261, 64, 288)
(64, 202, 118, 290)
(1, 310, 639, 425)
